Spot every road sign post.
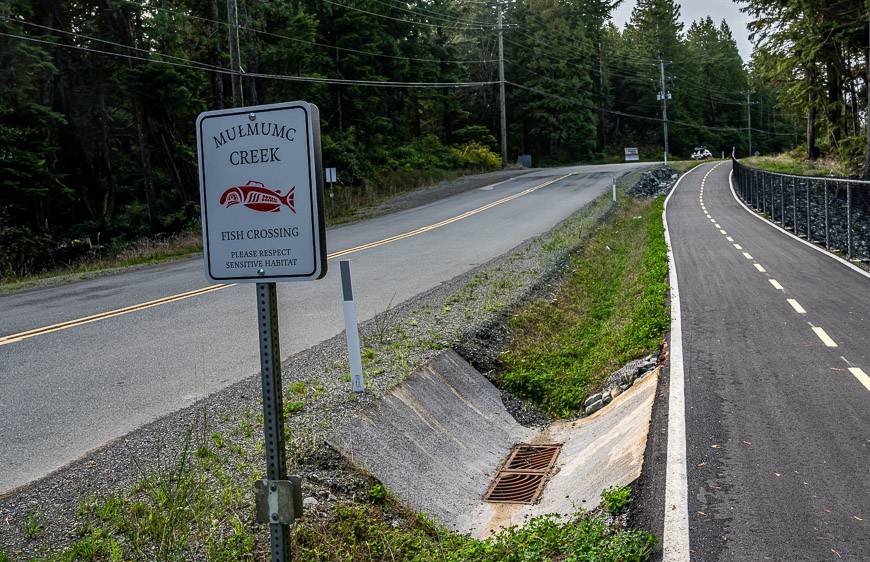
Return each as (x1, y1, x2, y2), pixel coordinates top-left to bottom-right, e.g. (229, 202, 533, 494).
(326, 167, 337, 200)
(196, 101, 327, 562)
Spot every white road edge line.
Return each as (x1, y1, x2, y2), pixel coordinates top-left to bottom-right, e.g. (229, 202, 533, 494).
(754, 263, 766, 273)
(729, 169, 870, 281)
(769, 278, 784, 290)
(742, 252, 754, 260)
(812, 326, 838, 347)
(662, 161, 722, 561)
(787, 298, 806, 313)
(847, 367, 870, 392)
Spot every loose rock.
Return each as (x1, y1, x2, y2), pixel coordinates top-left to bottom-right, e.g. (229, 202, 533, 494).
(303, 496, 319, 508)
(585, 399, 604, 415)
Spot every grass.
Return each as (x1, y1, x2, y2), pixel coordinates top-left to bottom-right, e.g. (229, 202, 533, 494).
(293, 501, 656, 561)
(743, 153, 852, 178)
(21, 413, 655, 561)
(668, 159, 708, 173)
(324, 167, 482, 225)
(0, 231, 203, 294)
(22, 512, 45, 539)
(499, 194, 670, 417)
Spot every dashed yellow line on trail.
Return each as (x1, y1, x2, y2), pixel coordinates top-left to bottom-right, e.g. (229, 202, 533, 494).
(812, 326, 838, 348)
(848, 368, 870, 392)
(787, 298, 806, 314)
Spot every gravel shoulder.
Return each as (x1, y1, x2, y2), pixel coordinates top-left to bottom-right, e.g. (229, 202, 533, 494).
(0, 167, 648, 560)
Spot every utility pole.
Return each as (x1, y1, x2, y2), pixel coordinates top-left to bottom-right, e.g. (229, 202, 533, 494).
(658, 58, 669, 163)
(227, 0, 243, 106)
(497, 2, 507, 168)
(746, 91, 752, 157)
(744, 92, 758, 157)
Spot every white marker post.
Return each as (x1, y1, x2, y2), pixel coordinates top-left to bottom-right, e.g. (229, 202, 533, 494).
(340, 260, 365, 393)
(612, 177, 617, 203)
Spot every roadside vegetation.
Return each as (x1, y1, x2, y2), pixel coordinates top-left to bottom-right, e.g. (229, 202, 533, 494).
(2, 174, 666, 561)
(5, 448, 654, 562)
(498, 190, 669, 417)
(743, 149, 856, 179)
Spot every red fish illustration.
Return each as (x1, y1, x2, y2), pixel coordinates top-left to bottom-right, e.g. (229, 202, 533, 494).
(219, 181, 295, 213)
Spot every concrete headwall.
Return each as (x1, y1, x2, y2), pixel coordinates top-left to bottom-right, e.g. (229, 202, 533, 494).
(328, 349, 656, 537)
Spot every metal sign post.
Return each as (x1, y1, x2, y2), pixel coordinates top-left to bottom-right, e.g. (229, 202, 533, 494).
(257, 281, 292, 558)
(326, 167, 337, 199)
(196, 100, 327, 562)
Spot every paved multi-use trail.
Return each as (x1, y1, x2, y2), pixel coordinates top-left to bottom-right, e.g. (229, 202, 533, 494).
(664, 161, 870, 560)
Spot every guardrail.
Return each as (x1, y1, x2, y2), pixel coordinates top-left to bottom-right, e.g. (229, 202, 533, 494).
(731, 158, 870, 261)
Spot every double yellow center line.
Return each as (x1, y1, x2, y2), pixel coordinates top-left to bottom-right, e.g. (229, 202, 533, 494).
(0, 172, 573, 347)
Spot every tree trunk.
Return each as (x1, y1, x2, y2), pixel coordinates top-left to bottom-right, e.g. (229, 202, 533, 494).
(597, 41, 605, 152)
(99, 87, 116, 220)
(807, 64, 818, 161)
(826, 61, 842, 146)
(241, 1, 258, 105)
(100, 0, 156, 226)
(864, 13, 870, 178)
(210, 0, 224, 109)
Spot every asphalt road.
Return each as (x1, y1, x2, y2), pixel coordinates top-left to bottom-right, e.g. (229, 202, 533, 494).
(666, 162, 870, 560)
(0, 163, 646, 494)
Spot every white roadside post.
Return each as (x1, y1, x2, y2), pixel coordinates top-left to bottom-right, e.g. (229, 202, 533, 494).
(195, 101, 327, 562)
(612, 177, 617, 203)
(340, 260, 365, 393)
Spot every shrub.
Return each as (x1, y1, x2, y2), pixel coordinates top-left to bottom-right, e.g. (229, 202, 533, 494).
(451, 142, 502, 169)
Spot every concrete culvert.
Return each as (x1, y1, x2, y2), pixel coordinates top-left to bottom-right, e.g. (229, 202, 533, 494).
(327, 349, 658, 537)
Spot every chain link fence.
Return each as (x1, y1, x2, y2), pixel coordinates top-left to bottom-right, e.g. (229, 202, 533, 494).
(732, 159, 870, 262)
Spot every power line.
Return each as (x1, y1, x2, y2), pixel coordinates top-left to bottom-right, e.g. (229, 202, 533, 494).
(506, 79, 796, 137)
(0, 15, 224, 71)
(122, 0, 497, 64)
(320, 0, 497, 30)
(0, 31, 498, 88)
(364, 0, 492, 26)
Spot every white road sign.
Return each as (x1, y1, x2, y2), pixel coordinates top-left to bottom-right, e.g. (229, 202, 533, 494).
(624, 147, 639, 161)
(325, 167, 337, 183)
(196, 101, 327, 282)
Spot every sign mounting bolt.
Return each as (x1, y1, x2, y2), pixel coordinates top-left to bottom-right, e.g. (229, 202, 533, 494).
(258, 268, 265, 276)
(248, 112, 256, 121)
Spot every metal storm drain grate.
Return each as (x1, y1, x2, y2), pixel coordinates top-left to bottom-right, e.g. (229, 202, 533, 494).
(483, 444, 561, 504)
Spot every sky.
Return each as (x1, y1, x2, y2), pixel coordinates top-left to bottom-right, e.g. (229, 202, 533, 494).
(610, 0, 754, 63)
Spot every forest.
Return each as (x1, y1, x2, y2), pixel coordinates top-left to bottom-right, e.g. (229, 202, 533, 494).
(0, 0, 841, 277)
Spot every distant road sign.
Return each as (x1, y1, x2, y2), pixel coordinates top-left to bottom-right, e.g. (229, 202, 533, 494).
(196, 101, 327, 282)
(325, 167, 337, 183)
(624, 147, 639, 162)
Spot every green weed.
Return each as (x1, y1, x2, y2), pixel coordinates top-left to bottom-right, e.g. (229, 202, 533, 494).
(23, 511, 45, 539)
(602, 485, 633, 515)
(284, 401, 305, 415)
(501, 196, 669, 417)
